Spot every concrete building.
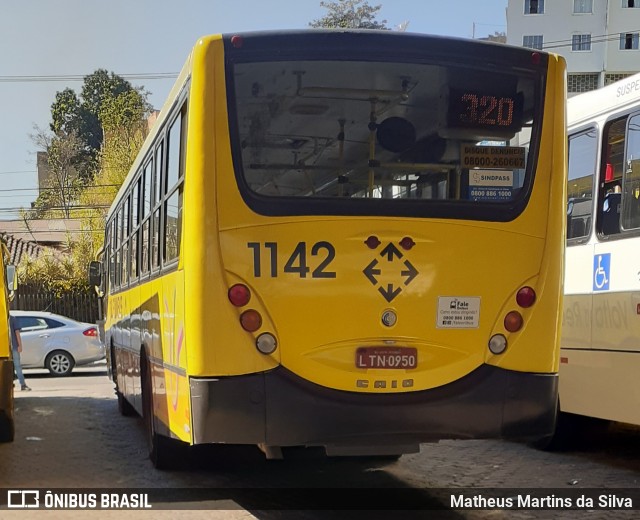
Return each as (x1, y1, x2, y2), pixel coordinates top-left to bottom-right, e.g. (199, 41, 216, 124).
(506, 0, 640, 95)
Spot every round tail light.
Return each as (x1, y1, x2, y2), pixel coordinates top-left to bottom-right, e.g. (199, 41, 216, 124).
(489, 334, 507, 355)
(240, 310, 262, 332)
(228, 284, 251, 307)
(504, 311, 523, 332)
(516, 286, 536, 308)
(256, 333, 277, 354)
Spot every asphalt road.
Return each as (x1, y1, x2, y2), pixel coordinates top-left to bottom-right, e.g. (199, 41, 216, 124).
(1, 363, 639, 519)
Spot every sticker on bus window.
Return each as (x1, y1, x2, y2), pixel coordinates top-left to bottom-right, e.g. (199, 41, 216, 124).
(468, 169, 514, 202)
(461, 145, 525, 169)
(437, 297, 480, 328)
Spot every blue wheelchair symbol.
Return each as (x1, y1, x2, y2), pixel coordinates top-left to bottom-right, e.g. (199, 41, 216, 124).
(593, 253, 611, 291)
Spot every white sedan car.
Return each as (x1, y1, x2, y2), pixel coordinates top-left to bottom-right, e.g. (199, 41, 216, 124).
(11, 310, 105, 376)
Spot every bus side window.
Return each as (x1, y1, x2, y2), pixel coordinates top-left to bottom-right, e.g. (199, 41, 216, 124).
(566, 129, 596, 240)
(599, 117, 626, 236)
(622, 112, 640, 230)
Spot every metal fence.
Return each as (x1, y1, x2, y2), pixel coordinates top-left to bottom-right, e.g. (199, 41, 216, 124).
(10, 285, 101, 324)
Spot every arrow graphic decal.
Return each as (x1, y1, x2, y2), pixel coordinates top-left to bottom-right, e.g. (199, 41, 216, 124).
(379, 284, 402, 303)
(362, 240, 419, 302)
(363, 259, 381, 285)
(401, 260, 418, 285)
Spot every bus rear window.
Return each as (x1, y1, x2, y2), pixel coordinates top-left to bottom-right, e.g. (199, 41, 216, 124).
(229, 57, 540, 215)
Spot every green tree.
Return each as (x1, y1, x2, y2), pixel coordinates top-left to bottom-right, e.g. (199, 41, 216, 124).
(77, 90, 151, 257)
(310, 0, 388, 29)
(50, 69, 148, 171)
(22, 74, 152, 292)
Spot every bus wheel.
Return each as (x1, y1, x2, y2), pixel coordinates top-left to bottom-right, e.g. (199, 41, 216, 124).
(141, 354, 186, 469)
(0, 413, 14, 443)
(111, 348, 136, 417)
(116, 388, 137, 417)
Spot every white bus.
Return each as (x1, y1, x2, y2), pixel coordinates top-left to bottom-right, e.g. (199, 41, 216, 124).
(552, 72, 640, 446)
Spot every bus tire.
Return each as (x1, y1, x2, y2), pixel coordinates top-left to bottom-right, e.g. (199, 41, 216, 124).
(117, 389, 137, 417)
(111, 347, 136, 417)
(0, 413, 14, 443)
(141, 352, 186, 469)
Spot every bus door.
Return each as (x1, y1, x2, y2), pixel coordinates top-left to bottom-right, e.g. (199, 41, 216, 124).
(564, 129, 596, 351)
(592, 114, 640, 352)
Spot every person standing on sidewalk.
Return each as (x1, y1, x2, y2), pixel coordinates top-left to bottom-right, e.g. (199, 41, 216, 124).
(10, 314, 30, 391)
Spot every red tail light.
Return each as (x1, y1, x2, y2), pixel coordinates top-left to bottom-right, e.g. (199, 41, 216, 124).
(516, 286, 536, 308)
(228, 284, 251, 307)
(83, 327, 98, 337)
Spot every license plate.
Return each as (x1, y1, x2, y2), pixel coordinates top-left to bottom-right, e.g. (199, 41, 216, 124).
(355, 347, 418, 369)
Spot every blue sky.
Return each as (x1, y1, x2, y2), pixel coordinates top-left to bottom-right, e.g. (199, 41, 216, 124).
(0, 0, 507, 217)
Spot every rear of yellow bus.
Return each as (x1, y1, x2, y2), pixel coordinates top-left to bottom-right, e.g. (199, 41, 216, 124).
(184, 31, 566, 456)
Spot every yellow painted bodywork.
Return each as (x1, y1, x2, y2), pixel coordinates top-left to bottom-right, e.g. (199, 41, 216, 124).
(105, 36, 566, 442)
(184, 40, 566, 390)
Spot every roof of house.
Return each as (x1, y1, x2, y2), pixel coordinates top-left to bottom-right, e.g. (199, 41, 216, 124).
(0, 231, 56, 265)
(0, 219, 82, 249)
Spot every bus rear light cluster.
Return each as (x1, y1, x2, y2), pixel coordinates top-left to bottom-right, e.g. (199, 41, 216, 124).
(228, 284, 276, 349)
(489, 286, 536, 355)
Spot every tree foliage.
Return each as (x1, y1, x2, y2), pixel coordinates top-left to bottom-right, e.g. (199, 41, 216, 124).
(50, 69, 147, 165)
(309, 0, 388, 29)
(21, 70, 152, 292)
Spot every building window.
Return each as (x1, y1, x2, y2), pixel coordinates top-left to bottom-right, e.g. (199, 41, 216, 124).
(623, 1, 639, 8)
(574, 0, 593, 13)
(605, 73, 633, 85)
(567, 73, 599, 93)
(572, 34, 592, 51)
(523, 35, 543, 50)
(620, 33, 640, 50)
(525, 0, 544, 14)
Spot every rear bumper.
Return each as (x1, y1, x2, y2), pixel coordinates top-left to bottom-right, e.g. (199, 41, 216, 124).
(190, 364, 558, 451)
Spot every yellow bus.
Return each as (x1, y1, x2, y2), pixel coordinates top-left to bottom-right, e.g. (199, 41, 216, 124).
(90, 30, 567, 468)
(547, 72, 640, 446)
(0, 240, 17, 442)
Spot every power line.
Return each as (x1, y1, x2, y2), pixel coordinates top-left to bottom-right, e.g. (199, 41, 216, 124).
(0, 170, 38, 179)
(0, 184, 121, 192)
(540, 30, 640, 50)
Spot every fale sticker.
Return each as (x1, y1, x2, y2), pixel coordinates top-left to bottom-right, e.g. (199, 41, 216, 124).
(437, 297, 480, 328)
